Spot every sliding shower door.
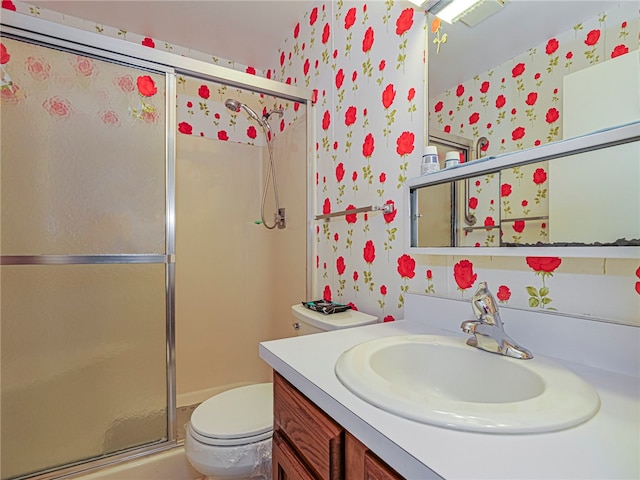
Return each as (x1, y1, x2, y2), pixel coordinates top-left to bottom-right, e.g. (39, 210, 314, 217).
(0, 36, 173, 479)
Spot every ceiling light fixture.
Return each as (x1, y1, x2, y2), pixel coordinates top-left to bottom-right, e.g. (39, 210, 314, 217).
(407, 0, 508, 27)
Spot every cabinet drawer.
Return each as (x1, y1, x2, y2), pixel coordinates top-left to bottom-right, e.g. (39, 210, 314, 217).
(273, 430, 316, 480)
(274, 372, 344, 479)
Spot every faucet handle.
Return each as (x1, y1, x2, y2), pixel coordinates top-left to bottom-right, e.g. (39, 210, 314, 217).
(471, 281, 501, 326)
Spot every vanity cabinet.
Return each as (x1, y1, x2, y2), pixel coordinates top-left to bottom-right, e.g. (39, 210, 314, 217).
(273, 372, 343, 479)
(273, 372, 402, 480)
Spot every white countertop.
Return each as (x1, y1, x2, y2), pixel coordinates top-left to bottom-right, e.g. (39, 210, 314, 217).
(259, 295, 640, 480)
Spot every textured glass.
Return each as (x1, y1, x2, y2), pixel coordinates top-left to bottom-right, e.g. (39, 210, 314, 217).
(0, 37, 166, 255)
(0, 264, 167, 480)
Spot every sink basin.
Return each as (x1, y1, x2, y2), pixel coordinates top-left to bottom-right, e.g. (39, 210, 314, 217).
(335, 335, 600, 433)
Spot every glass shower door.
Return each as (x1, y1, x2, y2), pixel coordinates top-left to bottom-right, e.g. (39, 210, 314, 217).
(0, 36, 172, 479)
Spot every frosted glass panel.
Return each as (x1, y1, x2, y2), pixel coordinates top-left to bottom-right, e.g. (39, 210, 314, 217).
(0, 37, 166, 255)
(0, 264, 167, 480)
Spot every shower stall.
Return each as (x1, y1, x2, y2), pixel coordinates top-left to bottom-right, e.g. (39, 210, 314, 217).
(1, 13, 311, 480)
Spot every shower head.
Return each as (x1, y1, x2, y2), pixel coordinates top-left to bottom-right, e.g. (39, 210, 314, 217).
(224, 98, 241, 112)
(225, 98, 263, 124)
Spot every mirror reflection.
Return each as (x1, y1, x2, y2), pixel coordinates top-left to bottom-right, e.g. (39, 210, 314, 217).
(428, 1, 637, 157)
(419, 1, 639, 248)
(411, 137, 640, 248)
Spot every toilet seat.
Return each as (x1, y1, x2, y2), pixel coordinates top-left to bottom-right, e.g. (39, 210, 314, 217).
(189, 382, 273, 447)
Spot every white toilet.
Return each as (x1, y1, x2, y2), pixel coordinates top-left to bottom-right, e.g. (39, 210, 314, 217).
(185, 304, 378, 479)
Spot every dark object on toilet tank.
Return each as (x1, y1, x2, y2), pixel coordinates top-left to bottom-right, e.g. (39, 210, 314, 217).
(302, 300, 352, 315)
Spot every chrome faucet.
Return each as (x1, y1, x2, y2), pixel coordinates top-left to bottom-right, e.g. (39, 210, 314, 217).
(460, 281, 533, 359)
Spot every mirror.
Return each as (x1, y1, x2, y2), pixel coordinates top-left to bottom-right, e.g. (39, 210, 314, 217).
(419, 1, 640, 251)
(411, 133, 640, 248)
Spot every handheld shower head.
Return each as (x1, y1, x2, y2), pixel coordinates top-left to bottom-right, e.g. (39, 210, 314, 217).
(224, 98, 241, 112)
(225, 98, 263, 124)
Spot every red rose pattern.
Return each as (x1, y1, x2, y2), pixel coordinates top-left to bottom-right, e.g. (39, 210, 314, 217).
(137, 75, 157, 97)
(178, 122, 193, 135)
(1, 42, 11, 64)
(345, 106, 357, 126)
(383, 200, 397, 223)
(511, 62, 525, 77)
(362, 133, 375, 158)
(247, 125, 257, 140)
(363, 240, 376, 264)
(143, 2, 636, 323)
(545, 108, 560, 124)
(322, 110, 331, 130)
(453, 260, 477, 291)
(395, 8, 414, 36)
(527, 257, 562, 273)
(584, 29, 601, 46)
(533, 168, 547, 185)
(362, 27, 374, 53)
(323, 285, 332, 302)
(336, 256, 346, 275)
(344, 7, 356, 29)
(497, 285, 511, 302)
(397, 254, 415, 279)
(198, 84, 210, 99)
(322, 23, 331, 44)
(25, 56, 51, 80)
(42, 96, 74, 118)
(611, 44, 629, 58)
(545, 38, 559, 55)
(395, 131, 414, 156)
(513, 220, 525, 233)
(382, 83, 396, 109)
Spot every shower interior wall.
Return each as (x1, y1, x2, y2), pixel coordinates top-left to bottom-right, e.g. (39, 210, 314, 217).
(175, 113, 307, 408)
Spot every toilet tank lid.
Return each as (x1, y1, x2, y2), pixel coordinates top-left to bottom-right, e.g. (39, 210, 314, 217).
(291, 304, 378, 331)
(190, 383, 273, 440)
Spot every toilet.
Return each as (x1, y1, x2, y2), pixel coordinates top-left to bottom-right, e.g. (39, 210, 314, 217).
(185, 304, 378, 479)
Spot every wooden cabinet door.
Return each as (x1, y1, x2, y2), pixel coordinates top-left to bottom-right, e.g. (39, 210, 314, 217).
(273, 430, 317, 480)
(364, 452, 403, 480)
(346, 431, 403, 480)
(274, 372, 343, 479)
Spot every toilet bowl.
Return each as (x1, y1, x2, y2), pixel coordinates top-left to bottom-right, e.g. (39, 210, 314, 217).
(185, 383, 273, 480)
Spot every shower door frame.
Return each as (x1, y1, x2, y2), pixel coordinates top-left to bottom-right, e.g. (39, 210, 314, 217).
(1, 9, 313, 480)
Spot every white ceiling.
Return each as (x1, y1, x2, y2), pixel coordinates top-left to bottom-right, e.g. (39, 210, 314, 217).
(30, 0, 621, 92)
(29, 0, 313, 71)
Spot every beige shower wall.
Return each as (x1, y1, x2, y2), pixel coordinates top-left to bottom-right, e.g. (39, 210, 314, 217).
(175, 118, 306, 405)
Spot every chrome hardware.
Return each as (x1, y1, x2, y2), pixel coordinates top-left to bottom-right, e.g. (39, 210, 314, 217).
(314, 203, 394, 221)
(276, 208, 286, 229)
(461, 281, 533, 359)
(292, 322, 300, 330)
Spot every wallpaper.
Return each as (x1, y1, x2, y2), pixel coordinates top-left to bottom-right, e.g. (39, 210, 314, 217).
(5, 0, 640, 326)
(270, 1, 640, 326)
(429, 4, 639, 247)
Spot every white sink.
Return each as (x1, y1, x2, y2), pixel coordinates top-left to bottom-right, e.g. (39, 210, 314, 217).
(335, 335, 600, 433)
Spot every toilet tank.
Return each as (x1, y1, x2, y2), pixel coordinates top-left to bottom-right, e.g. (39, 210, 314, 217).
(291, 304, 378, 335)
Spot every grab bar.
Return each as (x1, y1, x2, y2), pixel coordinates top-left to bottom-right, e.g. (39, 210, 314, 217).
(315, 203, 394, 221)
(462, 136, 489, 227)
